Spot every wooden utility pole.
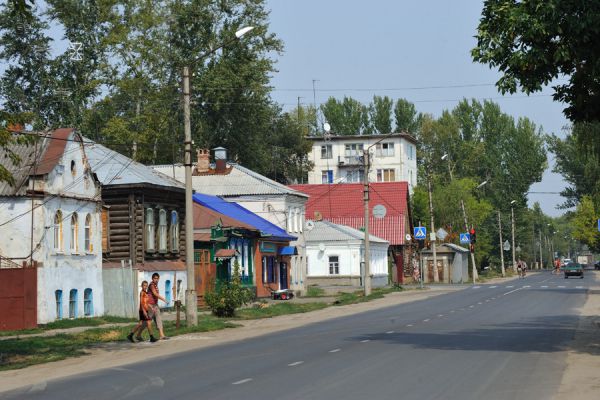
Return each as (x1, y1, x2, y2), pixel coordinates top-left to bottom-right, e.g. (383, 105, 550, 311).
(363, 150, 371, 296)
(539, 229, 543, 270)
(511, 206, 517, 270)
(183, 66, 198, 326)
(498, 211, 506, 277)
(427, 176, 439, 282)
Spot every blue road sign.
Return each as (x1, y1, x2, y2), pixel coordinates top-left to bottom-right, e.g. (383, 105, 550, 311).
(414, 226, 427, 240)
(460, 233, 471, 244)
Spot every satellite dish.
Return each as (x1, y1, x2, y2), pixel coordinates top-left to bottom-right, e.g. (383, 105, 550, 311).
(318, 243, 326, 252)
(323, 122, 331, 133)
(305, 220, 315, 231)
(373, 204, 387, 219)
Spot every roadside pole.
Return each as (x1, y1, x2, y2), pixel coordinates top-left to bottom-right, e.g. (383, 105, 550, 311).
(511, 206, 516, 270)
(363, 150, 371, 297)
(427, 176, 439, 282)
(498, 211, 506, 277)
(539, 229, 543, 270)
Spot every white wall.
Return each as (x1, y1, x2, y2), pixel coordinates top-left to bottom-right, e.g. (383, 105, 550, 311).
(306, 241, 388, 281)
(136, 270, 187, 309)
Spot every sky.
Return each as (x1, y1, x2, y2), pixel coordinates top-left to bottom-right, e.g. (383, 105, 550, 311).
(265, 0, 570, 217)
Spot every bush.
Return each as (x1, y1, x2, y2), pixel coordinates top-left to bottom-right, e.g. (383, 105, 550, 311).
(205, 259, 253, 317)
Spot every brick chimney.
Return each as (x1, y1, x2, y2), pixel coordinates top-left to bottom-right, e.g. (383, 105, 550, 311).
(213, 147, 227, 172)
(196, 149, 210, 173)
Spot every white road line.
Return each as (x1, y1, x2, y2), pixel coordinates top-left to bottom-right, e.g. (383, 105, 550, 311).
(386, 330, 395, 334)
(288, 361, 304, 367)
(503, 288, 522, 296)
(477, 302, 483, 305)
(485, 299, 490, 302)
(232, 378, 253, 385)
(423, 319, 430, 322)
(406, 324, 414, 327)
(506, 285, 514, 288)
(473, 286, 481, 289)
(576, 286, 583, 289)
(541, 285, 548, 288)
(437, 314, 444, 317)
(558, 285, 566, 288)
(469, 305, 475, 308)
(450, 310, 455, 313)
(489, 286, 497, 289)
(491, 297, 496, 300)
(329, 348, 341, 353)
(523, 285, 531, 288)
(360, 339, 370, 343)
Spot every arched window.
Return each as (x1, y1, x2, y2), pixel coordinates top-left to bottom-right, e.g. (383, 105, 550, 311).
(84, 288, 93, 316)
(69, 289, 78, 319)
(145, 208, 155, 252)
(54, 210, 63, 251)
(165, 280, 171, 305)
(84, 214, 92, 252)
(55, 290, 63, 319)
(158, 209, 167, 252)
(70, 213, 78, 252)
(170, 211, 179, 253)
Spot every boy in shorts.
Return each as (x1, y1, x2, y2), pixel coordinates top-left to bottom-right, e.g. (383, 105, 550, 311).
(127, 281, 158, 343)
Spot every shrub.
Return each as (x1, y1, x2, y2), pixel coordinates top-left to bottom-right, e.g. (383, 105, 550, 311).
(205, 259, 253, 317)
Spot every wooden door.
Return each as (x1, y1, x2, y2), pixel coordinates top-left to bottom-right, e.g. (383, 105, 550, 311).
(194, 250, 212, 305)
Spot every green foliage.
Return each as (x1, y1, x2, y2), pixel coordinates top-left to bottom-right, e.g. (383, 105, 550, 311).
(572, 196, 600, 253)
(394, 98, 420, 133)
(472, 0, 600, 124)
(234, 302, 328, 320)
(205, 259, 254, 317)
(370, 95, 393, 134)
(304, 285, 326, 298)
(321, 96, 370, 135)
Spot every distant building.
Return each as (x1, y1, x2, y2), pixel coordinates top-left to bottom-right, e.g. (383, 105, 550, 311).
(306, 133, 418, 192)
(0, 129, 104, 326)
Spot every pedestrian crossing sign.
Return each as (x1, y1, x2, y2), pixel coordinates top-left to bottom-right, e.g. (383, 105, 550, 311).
(460, 233, 470, 244)
(414, 226, 427, 240)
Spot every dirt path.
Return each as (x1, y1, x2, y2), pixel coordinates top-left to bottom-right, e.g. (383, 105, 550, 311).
(554, 274, 600, 400)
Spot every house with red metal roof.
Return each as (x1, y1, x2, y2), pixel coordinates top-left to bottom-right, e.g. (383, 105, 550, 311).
(289, 182, 415, 284)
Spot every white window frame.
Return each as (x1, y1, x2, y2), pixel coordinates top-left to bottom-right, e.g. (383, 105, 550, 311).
(376, 168, 396, 182)
(145, 208, 155, 252)
(70, 213, 78, 253)
(54, 210, 63, 251)
(170, 210, 179, 253)
(158, 209, 168, 253)
(375, 142, 395, 157)
(328, 255, 340, 275)
(320, 144, 332, 159)
(84, 213, 92, 252)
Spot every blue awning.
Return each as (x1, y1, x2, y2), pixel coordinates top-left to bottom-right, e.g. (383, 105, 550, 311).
(193, 193, 297, 242)
(279, 246, 298, 256)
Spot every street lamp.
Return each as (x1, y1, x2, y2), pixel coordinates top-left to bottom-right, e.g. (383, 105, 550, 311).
(183, 26, 254, 327)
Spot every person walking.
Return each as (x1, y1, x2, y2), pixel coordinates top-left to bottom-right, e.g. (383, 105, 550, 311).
(127, 281, 158, 343)
(147, 273, 169, 340)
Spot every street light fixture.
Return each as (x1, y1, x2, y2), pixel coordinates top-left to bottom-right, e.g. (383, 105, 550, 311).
(182, 26, 254, 327)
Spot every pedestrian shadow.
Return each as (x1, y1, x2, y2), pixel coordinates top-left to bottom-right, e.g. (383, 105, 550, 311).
(349, 314, 600, 356)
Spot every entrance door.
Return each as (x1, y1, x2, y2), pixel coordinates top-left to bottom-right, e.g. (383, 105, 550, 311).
(279, 262, 288, 290)
(195, 249, 211, 305)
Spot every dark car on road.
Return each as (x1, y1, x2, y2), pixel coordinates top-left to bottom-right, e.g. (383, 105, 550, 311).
(595, 261, 600, 271)
(564, 262, 584, 279)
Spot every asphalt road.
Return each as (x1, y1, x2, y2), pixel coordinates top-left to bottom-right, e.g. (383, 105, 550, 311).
(3, 271, 595, 400)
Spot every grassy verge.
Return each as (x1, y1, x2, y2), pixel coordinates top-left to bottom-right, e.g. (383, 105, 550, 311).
(233, 302, 329, 320)
(0, 317, 238, 371)
(0, 316, 136, 337)
(304, 286, 326, 297)
(333, 286, 404, 306)
(478, 268, 516, 282)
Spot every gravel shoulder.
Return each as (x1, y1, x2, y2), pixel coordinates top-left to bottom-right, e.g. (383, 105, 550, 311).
(554, 272, 600, 400)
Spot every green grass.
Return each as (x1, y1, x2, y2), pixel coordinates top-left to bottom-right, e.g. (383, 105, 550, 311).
(0, 316, 136, 337)
(0, 316, 238, 371)
(304, 286, 326, 297)
(234, 302, 329, 320)
(333, 286, 404, 306)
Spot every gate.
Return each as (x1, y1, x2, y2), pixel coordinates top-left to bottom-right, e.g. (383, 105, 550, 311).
(0, 263, 37, 331)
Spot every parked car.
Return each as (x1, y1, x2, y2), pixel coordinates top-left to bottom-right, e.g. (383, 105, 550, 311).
(595, 261, 600, 271)
(564, 262, 584, 279)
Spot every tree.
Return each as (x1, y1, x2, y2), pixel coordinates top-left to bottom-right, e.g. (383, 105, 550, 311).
(472, 0, 600, 123)
(320, 96, 369, 135)
(394, 98, 420, 134)
(370, 95, 393, 134)
(571, 196, 600, 253)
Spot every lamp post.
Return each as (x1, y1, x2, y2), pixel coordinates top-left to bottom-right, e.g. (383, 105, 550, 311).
(510, 200, 517, 271)
(183, 26, 254, 326)
(497, 211, 506, 277)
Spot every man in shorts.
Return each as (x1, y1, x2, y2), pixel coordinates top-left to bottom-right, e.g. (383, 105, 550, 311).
(147, 273, 169, 340)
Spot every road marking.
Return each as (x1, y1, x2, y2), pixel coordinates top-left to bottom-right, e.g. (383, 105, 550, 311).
(386, 330, 395, 334)
(460, 308, 466, 311)
(576, 286, 583, 289)
(473, 286, 481, 289)
(477, 302, 483, 305)
(232, 378, 252, 385)
(485, 299, 490, 302)
(506, 285, 514, 288)
(503, 287, 522, 296)
(288, 361, 304, 367)
(541, 285, 548, 288)
(491, 297, 496, 299)
(329, 348, 341, 353)
(437, 314, 444, 317)
(558, 285, 566, 288)
(423, 319, 430, 322)
(523, 285, 531, 288)
(450, 310, 455, 313)
(360, 339, 370, 343)
(489, 285, 497, 288)
(469, 305, 475, 308)
(406, 324, 414, 327)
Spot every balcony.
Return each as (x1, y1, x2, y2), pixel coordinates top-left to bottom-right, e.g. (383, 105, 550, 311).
(338, 155, 363, 167)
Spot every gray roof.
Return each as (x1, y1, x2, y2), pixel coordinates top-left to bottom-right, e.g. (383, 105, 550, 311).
(305, 220, 388, 244)
(151, 163, 308, 198)
(0, 136, 46, 196)
(83, 140, 184, 189)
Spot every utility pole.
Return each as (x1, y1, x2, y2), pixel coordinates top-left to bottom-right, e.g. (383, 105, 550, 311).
(511, 205, 516, 270)
(539, 229, 543, 270)
(427, 176, 439, 282)
(183, 66, 198, 327)
(498, 211, 506, 277)
(363, 150, 371, 296)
